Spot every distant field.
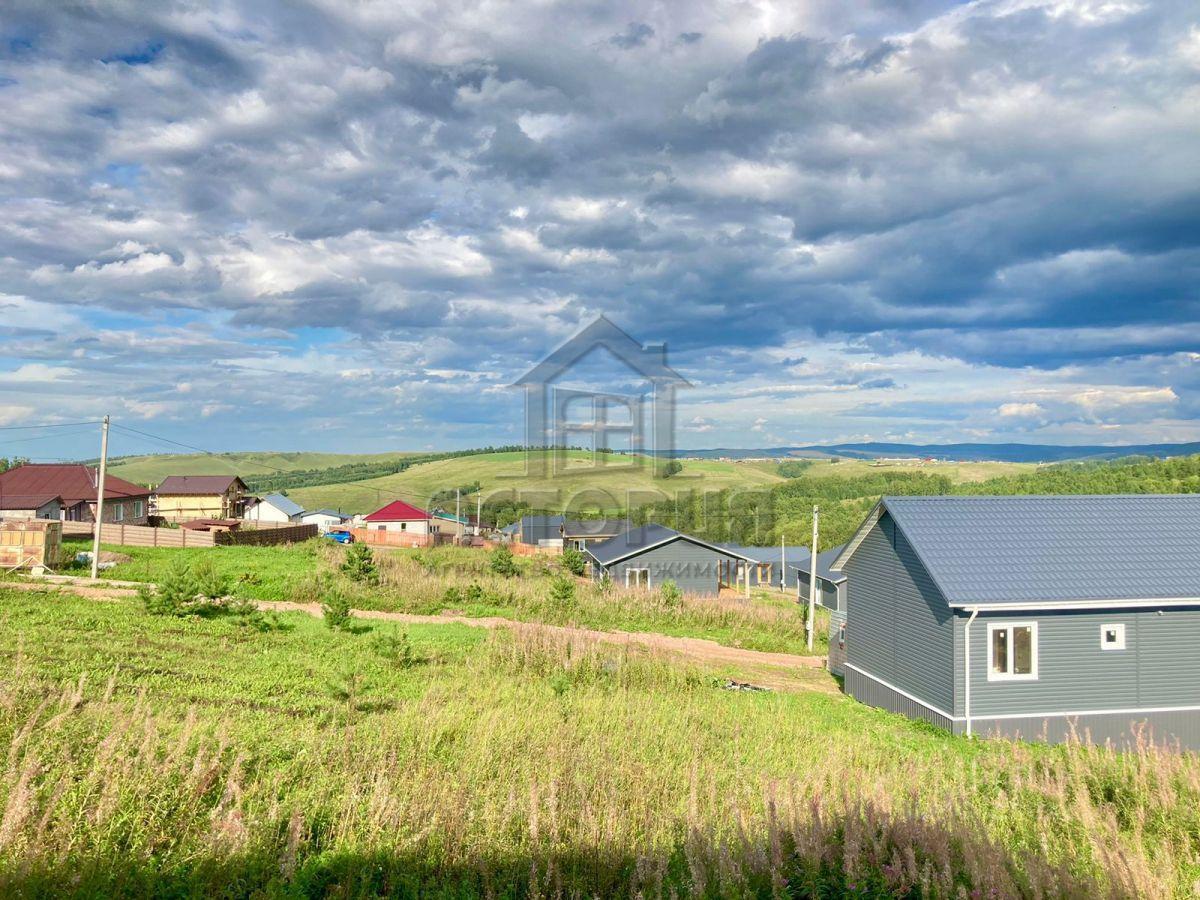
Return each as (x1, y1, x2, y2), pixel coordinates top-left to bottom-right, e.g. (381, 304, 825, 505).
(104, 450, 422, 486)
(288, 450, 786, 514)
(785, 458, 1039, 484)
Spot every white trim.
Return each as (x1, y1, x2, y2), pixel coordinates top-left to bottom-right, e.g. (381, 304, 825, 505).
(964, 607, 979, 736)
(950, 597, 1200, 611)
(1100, 623, 1126, 650)
(975, 703, 1200, 722)
(843, 663, 956, 721)
(986, 621, 1038, 681)
(625, 567, 650, 589)
(851, 664, 1200, 723)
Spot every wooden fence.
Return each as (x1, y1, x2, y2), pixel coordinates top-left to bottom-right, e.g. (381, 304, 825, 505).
(348, 528, 457, 549)
(60, 521, 317, 548)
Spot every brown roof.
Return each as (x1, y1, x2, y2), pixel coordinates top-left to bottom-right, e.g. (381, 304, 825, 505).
(157, 475, 246, 495)
(0, 464, 150, 505)
(0, 493, 62, 510)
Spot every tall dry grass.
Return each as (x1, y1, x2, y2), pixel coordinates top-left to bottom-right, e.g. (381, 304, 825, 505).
(316, 542, 817, 654)
(2, 626, 1198, 897)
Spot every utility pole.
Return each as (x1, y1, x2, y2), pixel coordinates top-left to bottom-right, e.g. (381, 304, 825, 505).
(476, 493, 482, 540)
(90, 415, 110, 580)
(806, 505, 819, 651)
(780, 532, 786, 591)
(455, 488, 463, 544)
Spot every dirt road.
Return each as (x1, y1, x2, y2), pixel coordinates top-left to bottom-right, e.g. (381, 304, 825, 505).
(7, 577, 834, 693)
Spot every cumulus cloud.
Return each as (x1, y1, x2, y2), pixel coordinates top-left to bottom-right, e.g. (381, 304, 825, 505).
(0, 0, 1195, 453)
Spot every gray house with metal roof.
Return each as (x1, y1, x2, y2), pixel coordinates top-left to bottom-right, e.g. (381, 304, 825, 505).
(586, 524, 758, 595)
(834, 495, 1200, 749)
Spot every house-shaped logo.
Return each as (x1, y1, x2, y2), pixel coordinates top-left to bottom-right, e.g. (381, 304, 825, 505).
(512, 316, 690, 478)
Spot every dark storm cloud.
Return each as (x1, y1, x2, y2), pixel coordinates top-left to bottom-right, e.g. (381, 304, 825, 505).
(0, 0, 1197, 449)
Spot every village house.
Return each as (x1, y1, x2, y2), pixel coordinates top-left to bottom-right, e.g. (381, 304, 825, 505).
(154, 475, 249, 522)
(243, 492, 304, 524)
(0, 464, 151, 524)
(300, 509, 353, 532)
(833, 495, 1200, 749)
(585, 524, 759, 596)
(364, 500, 440, 534)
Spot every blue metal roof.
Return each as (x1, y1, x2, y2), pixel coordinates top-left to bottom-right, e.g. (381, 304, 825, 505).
(261, 492, 304, 517)
(587, 525, 761, 566)
(870, 495, 1200, 606)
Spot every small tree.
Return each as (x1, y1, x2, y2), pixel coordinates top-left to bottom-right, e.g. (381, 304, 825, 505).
(490, 544, 519, 577)
(561, 547, 586, 577)
(192, 558, 231, 600)
(140, 560, 199, 616)
(660, 579, 683, 608)
(322, 589, 353, 630)
(341, 543, 379, 585)
(663, 460, 683, 477)
(548, 574, 575, 605)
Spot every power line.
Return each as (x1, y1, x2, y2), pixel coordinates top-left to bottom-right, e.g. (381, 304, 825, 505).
(0, 420, 103, 431)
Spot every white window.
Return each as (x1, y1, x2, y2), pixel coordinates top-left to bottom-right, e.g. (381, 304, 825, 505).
(112, 503, 125, 522)
(1100, 623, 1126, 650)
(132, 500, 144, 518)
(626, 568, 650, 589)
(987, 622, 1038, 681)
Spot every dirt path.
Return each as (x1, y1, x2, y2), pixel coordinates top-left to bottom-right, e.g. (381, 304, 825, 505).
(7, 577, 833, 693)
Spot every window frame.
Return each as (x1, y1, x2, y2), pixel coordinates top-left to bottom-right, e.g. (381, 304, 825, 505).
(625, 567, 651, 589)
(1100, 623, 1126, 651)
(986, 621, 1039, 682)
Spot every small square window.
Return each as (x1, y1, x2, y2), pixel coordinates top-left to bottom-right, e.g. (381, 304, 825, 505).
(1101, 623, 1126, 650)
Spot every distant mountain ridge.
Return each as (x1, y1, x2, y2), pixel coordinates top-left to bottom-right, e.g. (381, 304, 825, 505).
(669, 442, 1200, 463)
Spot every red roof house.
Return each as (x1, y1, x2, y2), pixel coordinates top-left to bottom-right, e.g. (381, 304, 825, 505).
(0, 464, 151, 524)
(363, 500, 441, 534)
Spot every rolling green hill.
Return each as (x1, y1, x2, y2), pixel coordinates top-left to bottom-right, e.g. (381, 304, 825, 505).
(104, 451, 422, 487)
(287, 450, 787, 514)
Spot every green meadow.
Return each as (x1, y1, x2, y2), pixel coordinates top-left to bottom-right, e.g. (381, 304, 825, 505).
(1, 588, 1197, 897)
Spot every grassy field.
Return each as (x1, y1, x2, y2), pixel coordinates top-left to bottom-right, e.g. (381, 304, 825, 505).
(288, 450, 786, 514)
(105, 450, 420, 486)
(1, 588, 1197, 896)
(770, 458, 1039, 484)
(61, 539, 820, 655)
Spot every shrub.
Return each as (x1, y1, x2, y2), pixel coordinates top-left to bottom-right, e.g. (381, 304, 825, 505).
(140, 560, 199, 616)
(322, 589, 353, 630)
(192, 557, 231, 599)
(548, 574, 576, 605)
(341, 543, 379, 584)
(489, 544, 519, 577)
(372, 629, 417, 669)
(659, 579, 682, 608)
(561, 547, 587, 577)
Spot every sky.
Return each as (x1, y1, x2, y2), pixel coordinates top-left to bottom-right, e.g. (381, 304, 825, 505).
(0, 0, 1198, 459)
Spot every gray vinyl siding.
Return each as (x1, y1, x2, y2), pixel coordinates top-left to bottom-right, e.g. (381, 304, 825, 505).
(955, 607, 1200, 718)
(844, 513, 955, 716)
(798, 576, 842, 611)
(600, 539, 735, 595)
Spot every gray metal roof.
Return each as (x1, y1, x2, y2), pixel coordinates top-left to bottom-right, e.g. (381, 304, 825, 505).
(587, 524, 761, 566)
(563, 517, 628, 537)
(587, 524, 681, 564)
(787, 545, 848, 584)
(862, 495, 1200, 606)
(259, 492, 304, 517)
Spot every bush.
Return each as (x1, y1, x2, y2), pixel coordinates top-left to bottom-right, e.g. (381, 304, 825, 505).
(341, 543, 379, 584)
(372, 629, 417, 669)
(659, 579, 682, 608)
(548, 574, 576, 605)
(140, 560, 199, 616)
(561, 547, 587, 577)
(490, 544, 519, 576)
(192, 557, 231, 599)
(322, 589, 353, 630)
